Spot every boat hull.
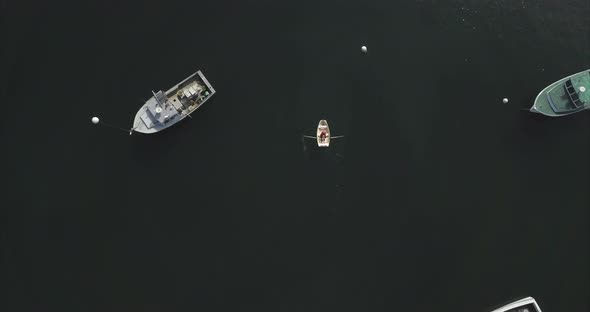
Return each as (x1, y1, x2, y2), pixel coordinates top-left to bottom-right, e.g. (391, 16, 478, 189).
(317, 120, 330, 147)
(489, 297, 542, 312)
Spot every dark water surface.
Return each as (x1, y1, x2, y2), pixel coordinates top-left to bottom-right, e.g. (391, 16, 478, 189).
(3, 0, 589, 311)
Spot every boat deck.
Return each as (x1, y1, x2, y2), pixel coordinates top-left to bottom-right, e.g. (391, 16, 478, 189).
(571, 72, 590, 103)
(169, 95, 185, 112)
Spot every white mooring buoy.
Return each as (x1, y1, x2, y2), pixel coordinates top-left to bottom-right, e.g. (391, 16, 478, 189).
(502, 98, 509, 104)
(91, 116, 133, 134)
(361, 46, 367, 53)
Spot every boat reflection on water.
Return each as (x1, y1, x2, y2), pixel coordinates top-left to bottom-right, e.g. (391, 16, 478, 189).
(490, 297, 542, 312)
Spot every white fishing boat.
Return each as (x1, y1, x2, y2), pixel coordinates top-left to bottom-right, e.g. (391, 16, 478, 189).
(132, 70, 215, 134)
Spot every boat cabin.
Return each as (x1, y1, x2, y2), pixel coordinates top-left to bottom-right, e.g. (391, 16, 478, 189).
(142, 91, 179, 127)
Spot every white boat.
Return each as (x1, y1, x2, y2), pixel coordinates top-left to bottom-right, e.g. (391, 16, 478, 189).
(304, 120, 344, 147)
(316, 119, 330, 147)
(132, 70, 215, 134)
(490, 297, 542, 312)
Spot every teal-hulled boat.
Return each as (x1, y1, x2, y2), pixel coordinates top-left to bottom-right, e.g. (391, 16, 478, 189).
(530, 69, 590, 117)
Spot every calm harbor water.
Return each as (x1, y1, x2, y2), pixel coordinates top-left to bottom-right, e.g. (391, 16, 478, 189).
(3, 0, 589, 311)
